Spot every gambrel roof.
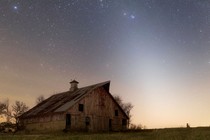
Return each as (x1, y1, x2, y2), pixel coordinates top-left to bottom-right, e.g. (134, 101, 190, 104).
(20, 81, 129, 119)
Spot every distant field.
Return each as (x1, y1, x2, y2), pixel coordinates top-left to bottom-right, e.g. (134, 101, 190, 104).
(1, 127, 210, 140)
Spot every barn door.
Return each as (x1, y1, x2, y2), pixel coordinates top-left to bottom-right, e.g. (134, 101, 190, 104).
(109, 119, 112, 131)
(66, 114, 71, 129)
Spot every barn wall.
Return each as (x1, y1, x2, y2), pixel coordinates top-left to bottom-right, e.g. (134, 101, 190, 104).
(66, 87, 128, 132)
(23, 113, 65, 131)
(25, 120, 65, 131)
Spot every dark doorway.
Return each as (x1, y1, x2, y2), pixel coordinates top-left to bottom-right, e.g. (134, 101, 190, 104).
(85, 117, 90, 126)
(66, 114, 71, 130)
(122, 119, 127, 126)
(109, 119, 112, 131)
(122, 119, 127, 130)
(85, 116, 90, 132)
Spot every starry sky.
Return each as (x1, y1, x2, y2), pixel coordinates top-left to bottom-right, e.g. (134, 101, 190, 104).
(0, 0, 210, 128)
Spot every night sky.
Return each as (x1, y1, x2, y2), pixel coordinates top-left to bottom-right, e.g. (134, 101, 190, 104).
(0, 0, 210, 128)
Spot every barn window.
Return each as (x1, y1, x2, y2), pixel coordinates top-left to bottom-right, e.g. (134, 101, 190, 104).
(79, 104, 84, 112)
(122, 119, 127, 126)
(115, 110, 118, 116)
(85, 116, 90, 126)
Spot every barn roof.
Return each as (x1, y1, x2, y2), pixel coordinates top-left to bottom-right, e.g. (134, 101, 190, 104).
(20, 81, 129, 119)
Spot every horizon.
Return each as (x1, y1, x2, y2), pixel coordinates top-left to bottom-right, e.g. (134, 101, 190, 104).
(0, 0, 210, 129)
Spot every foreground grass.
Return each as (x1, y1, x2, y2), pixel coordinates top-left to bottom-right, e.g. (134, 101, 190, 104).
(1, 127, 210, 140)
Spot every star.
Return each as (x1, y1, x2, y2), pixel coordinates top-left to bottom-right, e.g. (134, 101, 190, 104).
(40, 63, 44, 67)
(13, 6, 18, 10)
(122, 11, 136, 20)
(130, 15, 135, 19)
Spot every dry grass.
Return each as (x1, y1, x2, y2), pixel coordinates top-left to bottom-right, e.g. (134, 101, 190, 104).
(1, 127, 210, 140)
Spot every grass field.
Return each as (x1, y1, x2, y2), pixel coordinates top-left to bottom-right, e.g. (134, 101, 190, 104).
(1, 127, 210, 140)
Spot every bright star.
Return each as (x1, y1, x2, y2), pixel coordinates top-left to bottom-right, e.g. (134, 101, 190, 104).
(13, 6, 18, 10)
(130, 15, 135, 19)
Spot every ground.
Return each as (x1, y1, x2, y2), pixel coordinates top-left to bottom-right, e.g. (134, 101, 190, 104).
(1, 127, 210, 140)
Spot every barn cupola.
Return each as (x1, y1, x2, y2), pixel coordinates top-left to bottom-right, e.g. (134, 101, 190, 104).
(70, 80, 79, 91)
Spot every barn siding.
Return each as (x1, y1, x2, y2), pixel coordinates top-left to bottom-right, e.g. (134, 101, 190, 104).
(66, 87, 127, 132)
(25, 120, 65, 131)
(23, 113, 66, 131)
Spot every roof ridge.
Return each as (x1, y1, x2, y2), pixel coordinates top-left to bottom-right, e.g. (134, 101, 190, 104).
(51, 80, 111, 96)
(79, 80, 110, 89)
(20, 81, 111, 118)
(52, 81, 110, 96)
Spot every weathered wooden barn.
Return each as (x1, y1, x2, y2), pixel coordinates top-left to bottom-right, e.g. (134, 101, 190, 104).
(19, 81, 129, 132)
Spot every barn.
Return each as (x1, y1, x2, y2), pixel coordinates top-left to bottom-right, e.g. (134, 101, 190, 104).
(19, 80, 129, 132)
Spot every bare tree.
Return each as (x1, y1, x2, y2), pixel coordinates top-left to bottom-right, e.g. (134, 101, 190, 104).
(12, 101, 29, 127)
(36, 95, 45, 105)
(123, 102, 133, 127)
(113, 95, 133, 127)
(0, 102, 6, 118)
(4, 99, 12, 122)
(0, 99, 13, 122)
(113, 95, 123, 107)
